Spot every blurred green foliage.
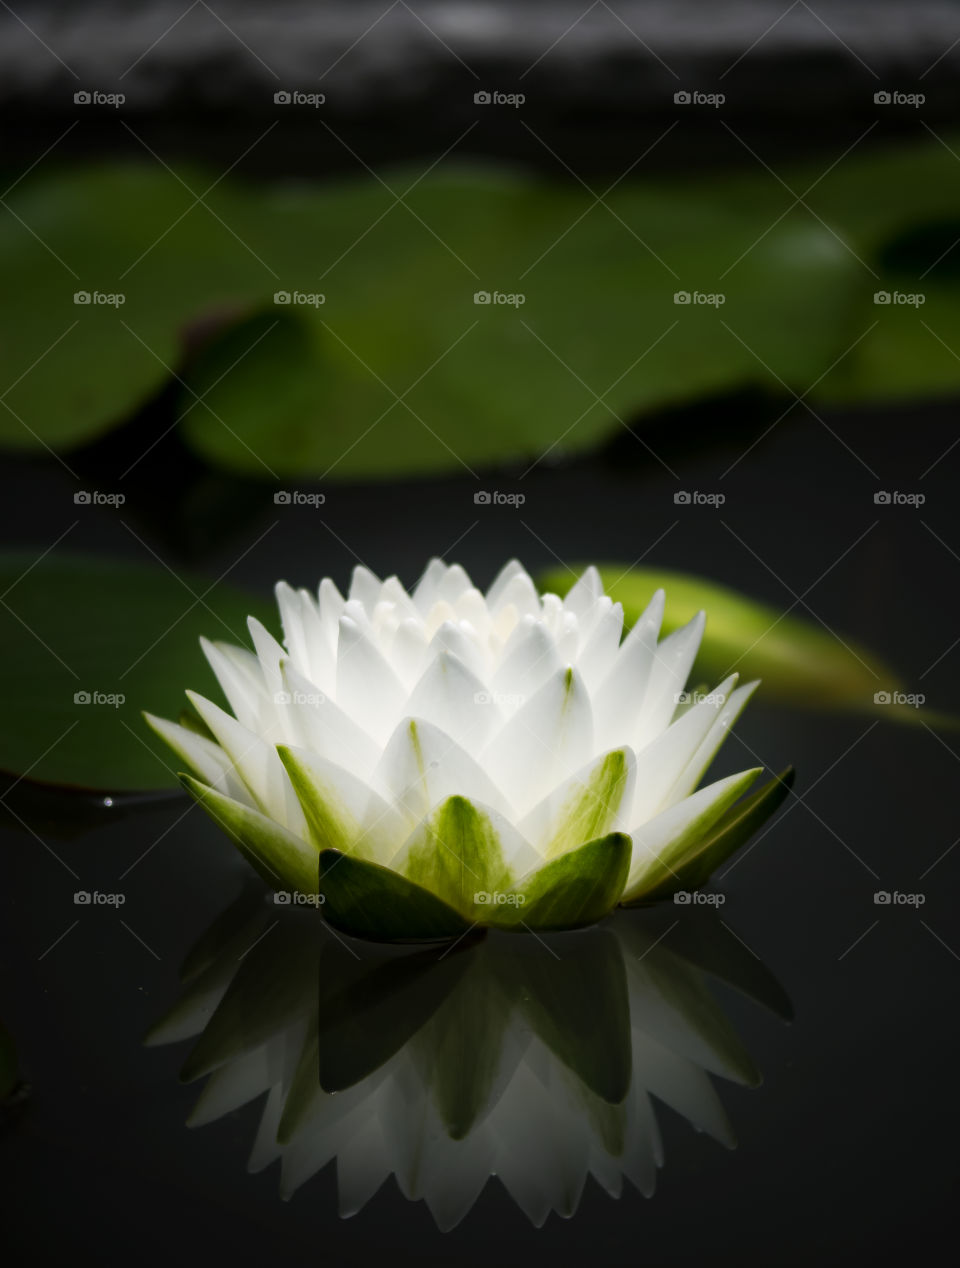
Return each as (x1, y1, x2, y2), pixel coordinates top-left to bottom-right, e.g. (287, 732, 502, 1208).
(1, 136, 959, 477)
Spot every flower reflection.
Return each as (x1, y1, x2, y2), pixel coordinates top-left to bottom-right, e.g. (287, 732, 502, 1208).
(148, 889, 791, 1229)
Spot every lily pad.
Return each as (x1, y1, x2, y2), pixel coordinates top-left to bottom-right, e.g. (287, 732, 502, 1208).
(0, 551, 276, 790)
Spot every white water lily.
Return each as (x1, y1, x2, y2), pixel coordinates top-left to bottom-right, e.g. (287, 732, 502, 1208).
(147, 559, 789, 936)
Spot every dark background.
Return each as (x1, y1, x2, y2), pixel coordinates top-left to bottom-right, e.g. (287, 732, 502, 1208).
(1, 2, 958, 1264)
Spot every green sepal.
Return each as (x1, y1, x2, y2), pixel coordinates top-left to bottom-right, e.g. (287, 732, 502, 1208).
(180, 773, 318, 896)
(318, 848, 473, 942)
(489, 832, 631, 931)
(625, 767, 794, 905)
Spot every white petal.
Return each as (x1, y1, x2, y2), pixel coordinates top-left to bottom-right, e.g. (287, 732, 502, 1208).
(624, 767, 760, 896)
(186, 691, 307, 834)
(491, 615, 560, 706)
(437, 562, 474, 604)
(279, 744, 408, 865)
(482, 666, 594, 816)
(335, 616, 406, 744)
(199, 637, 264, 733)
(634, 610, 706, 750)
(490, 571, 540, 619)
(629, 674, 738, 825)
(519, 745, 636, 859)
(143, 713, 253, 806)
(667, 680, 760, 807)
(375, 717, 514, 822)
(406, 651, 500, 756)
(412, 557, 448, 613)
(247, 616, 286, 703)
(430, 620, 488, 682)
(591, 589, 665, 749)
(484, 558, 526, 609)
(280, 660, 380, 780)
(575, 597, 623, 690)
(348, 564, 382, 611)
(275, 580, 313, 672)
(561, 565, 602, 619)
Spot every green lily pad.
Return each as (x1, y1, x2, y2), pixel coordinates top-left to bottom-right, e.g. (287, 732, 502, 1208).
(318, 848, 473, 942)
(0, 551, 276, 790)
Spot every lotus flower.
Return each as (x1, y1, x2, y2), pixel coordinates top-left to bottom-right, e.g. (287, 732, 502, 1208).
(146, 560, 792, 939)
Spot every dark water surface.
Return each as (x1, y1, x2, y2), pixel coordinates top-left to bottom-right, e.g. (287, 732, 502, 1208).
(1, 404, 957, 1264)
